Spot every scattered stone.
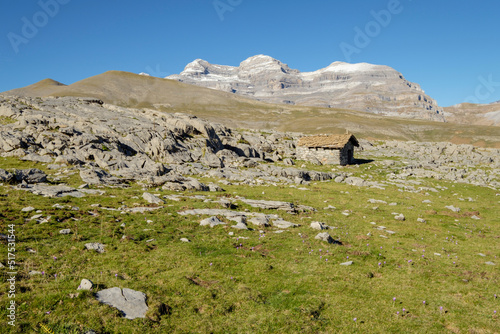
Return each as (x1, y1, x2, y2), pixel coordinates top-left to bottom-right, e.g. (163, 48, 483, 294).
(478, 253, 486, 257)
(394, 214, 405, 221)
(434, 253, 441, 256)
(248, 216, 271, 227)
(422, 200, 432, 204)
(232, 222, 249, 230)
(239, 198, 295, 212)
(124, 206, 163, 214)
(59, 229, 71, 235)
(80, 167, 124, 186)
(16, 184, 85, 198)
(21, 206, 35, 212)
(471, 215, 480, 220)
(272, 219, 298, 229)
(314, 232, 340, 244)
(417, 218, 426, 223)
(96, 287, 148, 320)
(180, 238, 190, 243)
(445, 205, 460, 213)
(29, 270, 43, 275)
(200, 216, 226, 228)
(230, 216, 248, 230)
(208, 183, 225, 192)
(142, 192, 164, 205)
(78, 279, 94, 291)
(0, 169, 14, 183)
(80, 189, 106, 195)
(85, 243, 105, 253)
(310, 221, 329, 230)
(21, 153, 53, 163)
(14, 168, 47, 183)
(368, 199, 387, 204)
(485, 262, 496, 266)
(340, 261, 353, 266)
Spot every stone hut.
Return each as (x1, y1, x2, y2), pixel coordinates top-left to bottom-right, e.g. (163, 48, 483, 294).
(296, 134, 359, 165)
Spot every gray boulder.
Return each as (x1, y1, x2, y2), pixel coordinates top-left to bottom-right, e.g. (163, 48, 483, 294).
(200, 216, 226, 228)
(248, 216, 271, 227)
(78, 279, 93, 291)
(272, 219, 298, 229)
(445, 205, 460, 213)
(96, 287, 148, 320)
(314, 232, 340, 244)
(201, 152, 224, 168)
(15, 168, 47, 183)
(394, 214, 405, 221)
(85, 243, 105, 253)
(310, 221, 329, 230)
(142, 192, 164, 205)
(80, 167, 124, 186)
(0, 169, 14, 183)
(21, 153, 53, 163)
(15, 184, 85, 198)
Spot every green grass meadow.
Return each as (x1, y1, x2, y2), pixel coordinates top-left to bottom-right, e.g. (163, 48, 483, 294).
(0, 156, 499, 333)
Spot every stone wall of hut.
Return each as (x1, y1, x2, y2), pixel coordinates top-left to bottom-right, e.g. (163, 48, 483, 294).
(297, 142, 355, 165)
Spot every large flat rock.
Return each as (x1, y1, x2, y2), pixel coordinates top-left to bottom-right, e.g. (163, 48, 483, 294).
(96, 287, 148, 320)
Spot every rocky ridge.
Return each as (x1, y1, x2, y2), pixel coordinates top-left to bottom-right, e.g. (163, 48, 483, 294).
(0, 95, 498, 193)
(0, 95, 334, 188)
(167, 55, 444, 121)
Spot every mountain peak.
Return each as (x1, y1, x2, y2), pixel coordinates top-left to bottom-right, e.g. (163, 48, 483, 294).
(240, 54, 279, 65)
(167, 55, 443, 121)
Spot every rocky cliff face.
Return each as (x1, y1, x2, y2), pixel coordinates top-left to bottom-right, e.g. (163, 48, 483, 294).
(167, 55, 444, 121)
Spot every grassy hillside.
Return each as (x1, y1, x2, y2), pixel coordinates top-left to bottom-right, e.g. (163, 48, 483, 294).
(5, 78, 66, 97)
(445, 103, 500, 126)
(0, 154, 498, 333)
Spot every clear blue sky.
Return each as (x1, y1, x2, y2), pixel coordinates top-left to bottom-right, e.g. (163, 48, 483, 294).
(1, 0, 499, 106)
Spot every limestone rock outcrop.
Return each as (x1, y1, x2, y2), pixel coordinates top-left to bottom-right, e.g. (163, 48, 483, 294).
(167, 55, 444, 121)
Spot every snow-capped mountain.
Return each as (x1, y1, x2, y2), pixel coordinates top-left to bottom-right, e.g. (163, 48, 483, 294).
(167, 55, 444, 121)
